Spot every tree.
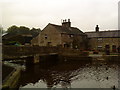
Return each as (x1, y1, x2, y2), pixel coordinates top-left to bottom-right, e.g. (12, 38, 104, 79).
(72, 36, 88, 50)
(72, 36, 81, 49)
(7, 25, 19, 34)
(19, 26, 30, 34)
(7, 25, 30, 35)
(30, 28, 41, 37)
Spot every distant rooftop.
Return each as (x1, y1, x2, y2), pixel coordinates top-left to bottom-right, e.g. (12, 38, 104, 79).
(85, 30, 120, 38)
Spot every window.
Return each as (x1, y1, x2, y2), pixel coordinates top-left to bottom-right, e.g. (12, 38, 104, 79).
(97, 46, 102, 48)
(97, 46, 102, 51)
(98, 38, 102, 41)
(45, 34, 47, 39)
(97, 38, 103, 42)
(112, 45, 116, 52)
(69, 34, 74, 38)
(47, 42, 51, 46)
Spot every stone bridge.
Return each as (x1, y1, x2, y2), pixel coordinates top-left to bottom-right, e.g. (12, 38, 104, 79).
(3, 46, 58, 56)
(3, 45, 88, 56)
(2, 46, 59, 63)
(2, 45, 89, 64)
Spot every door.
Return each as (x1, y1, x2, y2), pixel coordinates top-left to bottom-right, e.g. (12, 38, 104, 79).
(47, 42, 52, 46)
(105, 45, 110, 55)
(112, 45, 116, 52)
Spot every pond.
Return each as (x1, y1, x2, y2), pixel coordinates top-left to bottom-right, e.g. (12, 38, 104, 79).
(17, 56, 120, 89)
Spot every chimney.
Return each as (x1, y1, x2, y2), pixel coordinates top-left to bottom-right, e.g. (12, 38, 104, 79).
(95, 25, 99, 32)
(62, 19, 71, 28)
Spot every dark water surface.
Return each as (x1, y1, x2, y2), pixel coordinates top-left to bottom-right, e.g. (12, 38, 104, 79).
(18, 57, 119, 89)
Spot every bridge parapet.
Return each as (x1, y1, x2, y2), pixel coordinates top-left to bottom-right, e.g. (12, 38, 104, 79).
(3, 46, 59, 56)
(2, 46, 89, 60)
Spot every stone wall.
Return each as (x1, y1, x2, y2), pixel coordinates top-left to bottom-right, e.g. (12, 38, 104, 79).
(31, 24, 87, 49)
(2, 65, 21, 89)
(89, 37, 120, 52)
(2, 46, 89, 60)
(3, 46, 59, 56)
(37, 25, 61, 46)
(31, 36, 39, 46)
(61, 33, 73, 47)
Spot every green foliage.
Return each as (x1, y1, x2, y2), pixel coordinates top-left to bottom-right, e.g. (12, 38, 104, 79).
(7, 25, 41, 36)
(7, 25, 19, 34)
(31, 28, 41, 33)
(19, 26, 30, 34)
(30, 28, 41, 37)
(72, 37, 81, 49)
(7, 25, 30, 35)
(4, 41, 21, 45)
(72, 36, 88, 49)
(3, 25, 41, 45)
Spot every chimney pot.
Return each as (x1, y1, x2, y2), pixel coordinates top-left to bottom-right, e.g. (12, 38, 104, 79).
(65, 19, 67, 22)
(62, 19, 71, 27)
(68, 19, 70, 22)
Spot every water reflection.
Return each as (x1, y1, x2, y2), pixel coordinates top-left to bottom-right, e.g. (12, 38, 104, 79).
(19, 57, 119, 89)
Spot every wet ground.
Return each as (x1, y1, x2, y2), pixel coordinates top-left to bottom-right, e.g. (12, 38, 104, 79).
(15, 56, 120, 89)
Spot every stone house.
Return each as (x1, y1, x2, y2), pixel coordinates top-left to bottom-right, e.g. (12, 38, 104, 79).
(85, 25, 120, 52)
(31, 19, 87, 49)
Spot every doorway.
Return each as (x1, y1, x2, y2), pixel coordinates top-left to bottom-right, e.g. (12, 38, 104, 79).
(112, 45, 116, 52)
(105, 45, 110, 55)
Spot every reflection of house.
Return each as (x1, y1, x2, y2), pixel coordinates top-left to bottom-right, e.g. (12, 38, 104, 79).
(31, 19, 87, 49)
(85, 25, 120, 52)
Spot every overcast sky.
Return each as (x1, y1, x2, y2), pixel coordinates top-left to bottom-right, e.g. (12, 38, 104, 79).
(0, 0, 119, 32)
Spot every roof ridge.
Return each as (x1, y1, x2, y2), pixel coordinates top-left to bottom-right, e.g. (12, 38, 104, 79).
(49, 23, 61, 27)
(86, 30, 120, 33)
(49, 23, 79, 29)
(48, 23, 84, 35)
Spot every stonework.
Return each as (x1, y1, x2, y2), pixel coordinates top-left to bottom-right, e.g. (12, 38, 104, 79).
(38, 24, 61, 46)
(31, 20, 87, 49)
(86, 30, 120, 52)
(88, 37, 120, 51)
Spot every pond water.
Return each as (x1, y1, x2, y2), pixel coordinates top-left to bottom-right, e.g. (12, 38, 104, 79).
(17, 57, 120, 89)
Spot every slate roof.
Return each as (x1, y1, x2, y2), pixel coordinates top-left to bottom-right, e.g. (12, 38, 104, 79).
(85, 30, 120, 38)
(49, 23, 86, 35)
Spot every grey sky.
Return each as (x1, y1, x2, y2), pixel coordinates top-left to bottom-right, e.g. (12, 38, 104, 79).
(0, 0, 119, 31)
